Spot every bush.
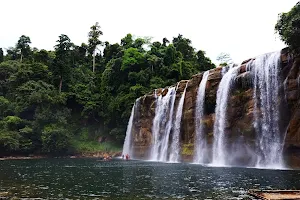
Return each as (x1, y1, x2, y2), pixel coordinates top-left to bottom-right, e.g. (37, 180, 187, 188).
(0, 130, 21, 151)
(0, 96, 9, 118)
(0, 116, 23, 130)
(41, 124, 70, 154)
(71, 139, 121, 153)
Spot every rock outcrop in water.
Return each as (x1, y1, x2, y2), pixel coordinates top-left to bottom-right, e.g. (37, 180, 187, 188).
(124, 48, 300, 168)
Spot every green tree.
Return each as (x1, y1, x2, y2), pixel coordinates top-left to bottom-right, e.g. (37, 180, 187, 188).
(196, 50, 215, 71)
(0, 61, 19, 96)
(121, 34, 134, 48)
(0, 32, 217, 153)
(121, 47, 145, 72)
(41, 124, 70, 154)
(71, 43, 89, 65)
(88, 22, 103, 72)
(0, 96, 9, 118)
(34, 49, 53, 66)
(6, 47, 18, 61)
(173, 34, 194, 61)
(53, 34, 73, 92)
(103, 42, 123, 63)
(162, 37, 169, 46)
(0, 116, 24, 153)
(275, 2, 300, 54)
(0, 130, 21, 152)
(16, 35, 31, 62)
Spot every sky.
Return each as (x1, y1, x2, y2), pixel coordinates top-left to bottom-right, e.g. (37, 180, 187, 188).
(0, 0, 298, 64)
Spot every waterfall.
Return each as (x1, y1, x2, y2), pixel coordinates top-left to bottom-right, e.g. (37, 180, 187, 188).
(122, 98, 141, 158)
(125, 51, 286, 167)
(158, 86, 177, 161)
(250, 51, 284, 168)
(194, 71, 210, 164)
(212, 66, 240, 166)
(150, 87, 176, 161)
(169, 82, 188, 162)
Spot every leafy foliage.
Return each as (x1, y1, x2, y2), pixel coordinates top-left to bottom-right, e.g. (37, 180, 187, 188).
(41, 124, 70, 153)
(275, 2, 300, 53)
(16, 35, 31, 62)
(0, 24, 216, 155)
(88, 22, 103, 72)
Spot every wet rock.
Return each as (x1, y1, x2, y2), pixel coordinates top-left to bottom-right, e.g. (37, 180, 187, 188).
(286, 104, 300, 147)
(207, 68, 222, 81)
(239, 64, 247, 73)
(177, 80, 189, 93)
(235, 71, 252, 89)
(161, 88, 168, 96)
(287, 90, 299, 101)
(241, 58, 253, 65)
(286, 79, 299, 91)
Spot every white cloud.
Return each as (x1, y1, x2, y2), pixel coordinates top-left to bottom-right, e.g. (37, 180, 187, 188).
(0, 0, 298, 64)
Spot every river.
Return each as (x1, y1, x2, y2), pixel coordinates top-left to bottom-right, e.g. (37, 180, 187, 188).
(0, 158, 299, 199)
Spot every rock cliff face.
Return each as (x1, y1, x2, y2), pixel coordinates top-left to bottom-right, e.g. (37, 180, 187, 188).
(130, 49, 300, 168)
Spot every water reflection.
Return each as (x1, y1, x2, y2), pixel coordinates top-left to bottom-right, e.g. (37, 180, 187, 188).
(0, 159, 299, 199)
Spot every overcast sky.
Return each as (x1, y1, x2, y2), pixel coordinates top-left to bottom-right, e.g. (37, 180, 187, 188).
(1, 0, 298, 64)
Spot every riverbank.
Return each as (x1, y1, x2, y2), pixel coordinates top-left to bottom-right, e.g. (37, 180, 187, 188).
(0, 151, 122, 161)
(0, 156, 46, 161)
(70, 140, 122, 159)
(71, 151, 122, 158)
(0, 140, 123, 161)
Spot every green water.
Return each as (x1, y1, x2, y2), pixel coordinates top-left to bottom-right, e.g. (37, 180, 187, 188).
(0, 158, 300, 199)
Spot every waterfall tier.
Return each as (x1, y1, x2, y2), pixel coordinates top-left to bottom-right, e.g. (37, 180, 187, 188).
(212, 66, 240, 166)
(122, 98, 141, 158)
(194, 71, 210, 164)
(169, 82, 188, 162)
(150, 87, 176, 161)
(250, 52, 285, 168)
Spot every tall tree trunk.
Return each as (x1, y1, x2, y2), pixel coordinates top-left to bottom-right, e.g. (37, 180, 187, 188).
(59, 76, 63, 93)
(20, 53, 23, 63)
(92, 51, 96, 73)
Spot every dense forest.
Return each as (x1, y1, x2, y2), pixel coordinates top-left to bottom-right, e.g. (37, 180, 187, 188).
(0, 1, 299, 156)
(0, 25, 215, 155)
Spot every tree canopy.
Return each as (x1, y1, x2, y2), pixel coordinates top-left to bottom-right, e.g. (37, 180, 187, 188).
(275, 1, 300, 54)
(0, 25, 215, 155)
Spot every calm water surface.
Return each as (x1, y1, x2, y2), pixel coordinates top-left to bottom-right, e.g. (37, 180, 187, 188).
(0, 158, 300, 199)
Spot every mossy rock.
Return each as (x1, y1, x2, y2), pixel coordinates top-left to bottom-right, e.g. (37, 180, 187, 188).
(207, 132, 214, 137)
(181, 144, 194, 156)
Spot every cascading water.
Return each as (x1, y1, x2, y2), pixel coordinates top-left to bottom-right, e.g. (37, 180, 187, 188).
(212, 66, 240, 166)
(158, 86, 177, 161)
(122, 98, 141, 158)
(150, 87, 176, 161)
(125, 52, 286, 167)
(194, 71, 210, 164)
(250, 51, 284, 168)
(169, 82, 188, 162)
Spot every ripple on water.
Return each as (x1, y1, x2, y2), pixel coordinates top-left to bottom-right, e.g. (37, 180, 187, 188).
(0, 159, 300, 199)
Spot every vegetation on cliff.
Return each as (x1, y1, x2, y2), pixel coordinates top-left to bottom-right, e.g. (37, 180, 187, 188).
(0, 26, 215, 155)
(276, 1, 300, 54)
